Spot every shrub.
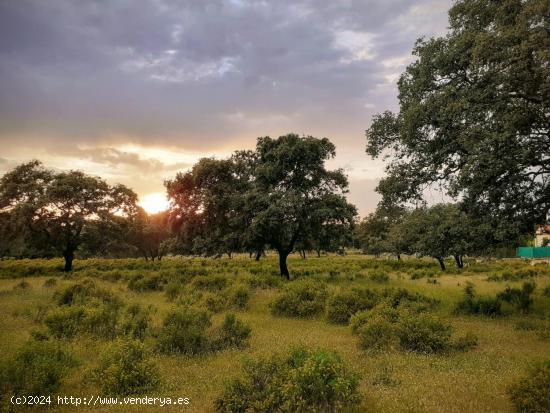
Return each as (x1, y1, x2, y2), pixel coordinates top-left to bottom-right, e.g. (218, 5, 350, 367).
(245, 274, 282, 289)
(93, 339, 159, 396)
(54, 279, 117, 306)
(84, 303, 121, 339)
(0, 341, 75, 401)
(157, 306, 211, 354)
(202, 292, 228, 313)
(211, 314, 252, 351)
(191, 275, 229, 292)
(13, 280, 31, 291)
(356, 315, 397, 351)
(44, 307, 86, 339)
(396, 313, 452, 354)
(543, 286, 550, 297)
(455, 283, 502, 316)
(165, 281, 183, 301)
(225, 284, 251, 310)
(214, 347, 361, 413)
(369, 270, 390, 283)
(497, 281, 536, 313)
(128, 274, 164, 292)
(121, 304, 152, 340)
(325, 289, 378, 325)
(271, 280, 328, 318)
(509, 361, 550, 413)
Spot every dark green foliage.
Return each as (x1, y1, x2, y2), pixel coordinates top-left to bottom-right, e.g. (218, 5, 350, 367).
(157, 306, 211, 355)
(214, 347, 361, 413)
(191, 275, 229, 292)
(497, 281, 536, 313)
(0, 340, 75, 401)
(211, 314, 252, 351)
(396, 313, 452, 354)
(225, 284, 251, 310)
(271, 279, 328, 317)
(355, 313, 398, 351)
(127, 274, 165, 292)
(93, 339, 159, 396)
(455, 283, 502, 316)
(121, 304, 152, 340)
(369, 270, 390, 283)
(54, 279, 117, 306)
(509, 361, 550, 413)
(44, 306, 86, 339)
(325, 288, 379, 324)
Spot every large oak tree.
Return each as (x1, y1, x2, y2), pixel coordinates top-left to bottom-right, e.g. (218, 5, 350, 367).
(0, 161, 138, 271)
(366, 0, 549, 241)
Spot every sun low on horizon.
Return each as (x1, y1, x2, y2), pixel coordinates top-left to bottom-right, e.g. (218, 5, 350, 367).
(139, 192, 170, 214)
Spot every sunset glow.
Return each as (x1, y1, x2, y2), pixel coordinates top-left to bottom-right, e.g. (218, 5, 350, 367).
(139, 193, 169, 214)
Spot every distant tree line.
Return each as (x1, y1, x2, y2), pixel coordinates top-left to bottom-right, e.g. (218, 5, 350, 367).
(0, 134, 356, 277)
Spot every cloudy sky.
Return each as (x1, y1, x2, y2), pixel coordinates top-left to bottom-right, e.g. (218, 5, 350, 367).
(0, 0, 452, 215)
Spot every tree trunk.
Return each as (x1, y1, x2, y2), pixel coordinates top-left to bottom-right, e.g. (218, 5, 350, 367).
(454, 255, 464, 268)
(317, 249, 321, 258)
(278, 250, 290, 279)
(436, 257, 446, 271)
(63, 249, 74, 272)
(397, 253, 401, 261)
(255, 250, 262, 261)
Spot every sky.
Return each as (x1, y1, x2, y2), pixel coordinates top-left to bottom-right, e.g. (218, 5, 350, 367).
(0, 0, 452, 216)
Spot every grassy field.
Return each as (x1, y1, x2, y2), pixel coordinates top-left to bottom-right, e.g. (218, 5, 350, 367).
(1, 254, 549, 412)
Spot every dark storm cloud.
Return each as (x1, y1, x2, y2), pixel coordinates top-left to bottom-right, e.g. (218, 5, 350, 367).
(0, 0, 451, 213)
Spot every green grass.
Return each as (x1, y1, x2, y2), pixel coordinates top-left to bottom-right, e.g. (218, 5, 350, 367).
(1, 254, 549, 412)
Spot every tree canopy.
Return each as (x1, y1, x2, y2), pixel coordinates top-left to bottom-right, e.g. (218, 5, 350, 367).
(366, 0, 550, 240)
(0, 161, 138, 271)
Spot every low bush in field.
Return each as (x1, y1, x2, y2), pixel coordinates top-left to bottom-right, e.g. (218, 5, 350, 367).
(157, 306, 211, 355)
(54, 279, 118, 306)
(368, 270, 390, 283)
(225, 284, 251, 310)
(0, 340, 75, 402)
(325, 288, 378, 324)
(214, 347, 361, 413)
(270, 279, 328, 318)
(455, 283, 502, 316)
(43, 278, 57, 288)
(351, 303, 473, 354)
(127, 274, 165, 292)
(508, 361, 550, 413)
(93, 339, 159, 396)
(243, 274, 282, 289)
(396, 313, 452, 354)
(211, 314, 252, 351)
(157, 306, 251, 355)
(164, 281, 183, 301)
(120, 304, 152, 340)
(543, 286, 550, 297)
(497, 281, 536, 313)
(191, 275, 229, 292)
(44, 306, 87, 339)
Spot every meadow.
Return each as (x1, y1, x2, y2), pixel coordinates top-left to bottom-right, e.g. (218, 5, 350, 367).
(1, 254, 549, 412)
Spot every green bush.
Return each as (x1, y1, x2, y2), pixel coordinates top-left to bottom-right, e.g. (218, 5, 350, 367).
(120, 304, 152, 340)
(127, 274, 165, 292)
(225, 284, 251, 310)
(191, 275, 229, 292)
(452, 332, 479, 352)
(356, 314, 397, 351)
(157, 306, 211, 354)
(271, 280, 328, 318)
(214, 347, 361, 413)
(0, 340, 75, 401)
(93, 339, 159, 396)
(369, 270, 390, 283)
(509, 361, 550, 413)
(211, 314, 252, 351)
(44, 306, 86, 339)
(325, 288, 378, 324)
(543, 286, 550, 297)
(54, 279, 117, 306)
(396, 313, 452, 354)
(497, 281, 536, 313)
(165, 281, 183, 301)
(455, 283, 502, 316)
(84, 303, 121, 339)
